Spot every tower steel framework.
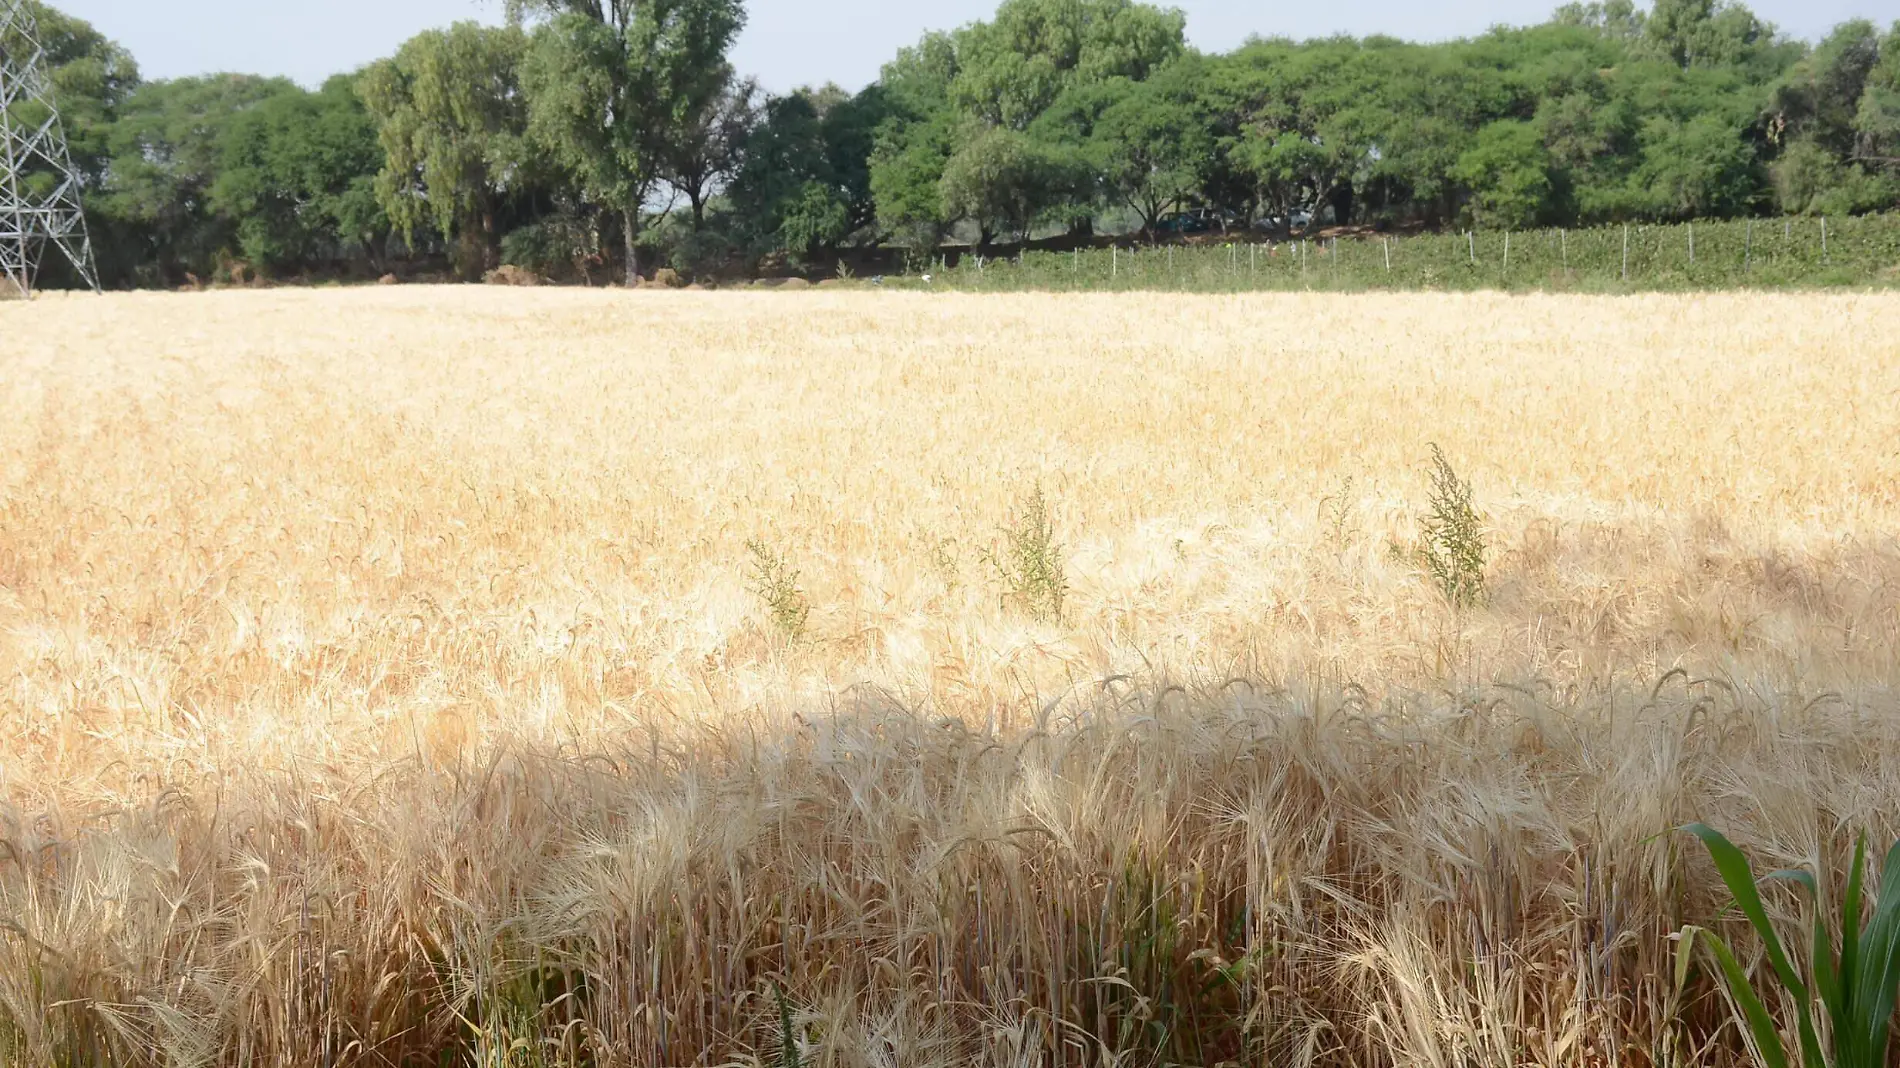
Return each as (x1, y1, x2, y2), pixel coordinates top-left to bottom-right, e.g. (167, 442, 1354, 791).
(1, 0, 100, 297)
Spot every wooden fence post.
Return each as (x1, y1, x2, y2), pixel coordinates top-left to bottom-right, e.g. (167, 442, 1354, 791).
(1621, 224, 1629, 282)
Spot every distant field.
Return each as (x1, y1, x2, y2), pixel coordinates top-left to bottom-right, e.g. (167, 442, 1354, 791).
(3, 288, 1900, 1066)
(913, 214, 1900, 293)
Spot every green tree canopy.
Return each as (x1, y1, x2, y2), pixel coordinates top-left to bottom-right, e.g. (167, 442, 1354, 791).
(99, 74, 299, 280)
(1088, 68, 1208, 235)
(938, 124, 1067, 245)
(512, 0, 746, 282)
(359, 22, 529, 280)
(212, 76, 387, 273)
(1453, 120, 1556, 228)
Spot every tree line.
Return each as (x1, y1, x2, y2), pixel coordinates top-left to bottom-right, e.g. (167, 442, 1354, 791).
(12, 0, 1900, 288)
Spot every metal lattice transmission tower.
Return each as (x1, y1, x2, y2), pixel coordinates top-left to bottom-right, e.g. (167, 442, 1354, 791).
(0, 0, 100, 297)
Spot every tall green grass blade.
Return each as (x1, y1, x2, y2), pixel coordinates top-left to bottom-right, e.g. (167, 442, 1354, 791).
(1832, 836, 1869, 1068)
(1683, 824, 1825, 1068)
(1766, 867, 1842, 1038)
(1684, 825, 1810, 998)
(1843, 836, 1867, 994)
(1698, 927, 1795, 1068)
(1848, 841, 1900, 1065)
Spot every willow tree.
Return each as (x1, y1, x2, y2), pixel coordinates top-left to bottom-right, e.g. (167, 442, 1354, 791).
(359, 22, 528, 280)
(510, 0, 746, 283)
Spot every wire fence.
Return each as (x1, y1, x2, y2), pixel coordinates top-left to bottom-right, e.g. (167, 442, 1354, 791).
(903, 214, 1900, 292)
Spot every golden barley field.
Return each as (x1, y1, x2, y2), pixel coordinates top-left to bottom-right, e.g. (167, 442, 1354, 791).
(3, 287, 1900, 1067)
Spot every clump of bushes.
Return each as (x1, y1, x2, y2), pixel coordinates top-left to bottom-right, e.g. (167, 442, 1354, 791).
(500, 214, 601, 284)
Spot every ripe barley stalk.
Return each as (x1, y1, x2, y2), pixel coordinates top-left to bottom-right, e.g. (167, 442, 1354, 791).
(0, 288, 1897, 1066)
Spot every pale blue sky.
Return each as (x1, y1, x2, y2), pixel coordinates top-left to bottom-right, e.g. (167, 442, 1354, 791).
(54, 0, 1898, 91)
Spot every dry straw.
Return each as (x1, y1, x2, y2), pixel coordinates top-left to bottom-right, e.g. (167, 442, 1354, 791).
(1, 287, 1899, 1065)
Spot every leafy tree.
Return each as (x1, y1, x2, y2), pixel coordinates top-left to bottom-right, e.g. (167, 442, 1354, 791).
(1214, 40, 1383, 235)
(949, 0, 1185, 129)
(10, 1, 138, 182)
(211, 76, 387, 273)
(1453, 120, 1554, 228)
(722, 85, 886, 260)
(870, 0, 1184, 246)
(1770, 136, 1896, 213)
(1551, 0, 1644, 41)
(1089, 71, 1208, 237)
(1643, 0, 1776, 71)
(1628, 112, 1765, 218)
(1763, 20, 1900, 212)
(511, 0, 746, 283)
(1769, 21, 1881, 155)
(868, 34, 961, 247)
(871, 111, 958, 248)
(938, 125, 1066, 246)
(359, 22, 529, 280)
(99, 74, 300, 282)
(727, 90, 839, 257)
(818, 85, 895, 236)
(662, 73, 758, 229)
(1857, 25, 1900, 182)
(775, 181, 851, 258)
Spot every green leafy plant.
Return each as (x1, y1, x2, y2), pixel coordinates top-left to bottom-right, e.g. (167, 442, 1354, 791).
(1679, 823, 1900, 1068)
(1320, 474, 1356, 554)
(1417, 444, 1486, 608)
(774, 982, 802, 1068)
(984, 485, 1068, 624)
(746, 539, 811, 642)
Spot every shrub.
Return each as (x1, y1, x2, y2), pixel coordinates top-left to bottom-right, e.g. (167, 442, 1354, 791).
(668, 226, 735, 282)
(1321, 474, 1357, 554)
(500, 215, 600, 283)
(986, 485, 1068, 624)
(1417, 444, 1486, 608)
(746, 540, 810, 642)
(483, 265, 543, 287)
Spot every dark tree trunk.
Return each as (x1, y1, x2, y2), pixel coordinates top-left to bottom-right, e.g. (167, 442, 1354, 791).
(624, 202, 641, 286)
(1330, 182, 1355, 228)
